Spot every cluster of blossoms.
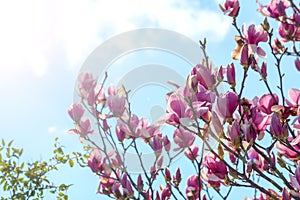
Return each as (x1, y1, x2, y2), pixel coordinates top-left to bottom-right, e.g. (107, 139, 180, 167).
(67, 0, 300, 199)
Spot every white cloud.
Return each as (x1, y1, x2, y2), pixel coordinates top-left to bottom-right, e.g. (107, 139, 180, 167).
(0, 0, 231, 75)
(47, 126, 57, 134)
(54, 0, 231, 70)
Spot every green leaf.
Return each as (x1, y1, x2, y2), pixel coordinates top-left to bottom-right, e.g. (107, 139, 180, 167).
(8, 140, 13, 147)
(68, 160, 74, 168)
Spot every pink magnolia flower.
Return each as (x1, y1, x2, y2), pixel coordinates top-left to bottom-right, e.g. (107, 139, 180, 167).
(115, 114, 139, 142)
(219, 0, 240, 17)
(164, 168, 171, 182)
(77, 72, 97, 106)
(68, 103, 85, 122)
(257, 0, 290, 18)
(194, 84, 216, 110)
(184, 144, 199, 161)
(242, 24, 268, 58)
(211, 111, 223, 134)
(246, 148, 275, 172)
(186, 175, 200, 200)
(226, 63, 236, 86)
(227, 120, 241, 146)
(105, 85, 126, 116)
(282, 188, 291, 200)
(240, 43, 250, 66)
(173, 128, 195, 150)
(279, 19, 300, 41)
(216, 65, 224, 82)
(276, 136, 300, 160)
(247, 148, 265, 172)
(173, 168, 182, 187)
(107, 84, 116, 95)
(98, 176, 117, 195)
(258, 93, 279, 114)
(290, 165, 300, 192)
(137, 174, 143, 192)
(88, 148, 103, 173)
(69, 117, 94, 136)
(287, 88, 300, 106)
(156, 155, 164, 169)
(161, 185, 171, 200)
(259, 62, 267, 79)
(251, 107, 270, 139)
(216, 91, 238, 119)
(270, 113, 288, 138)
(243, 122, 259, 142)
(163, 136, 171, 152)
(203, 153, 228, 180)
(150, 135, 163, 157)
(120, 174, 134, 197)
(191, 64, 215, 90)
(107, 95, 126, 116)
(165, 93, 191, 125)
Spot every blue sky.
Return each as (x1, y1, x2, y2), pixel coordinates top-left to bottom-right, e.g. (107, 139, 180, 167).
(0, 0, 298, 199)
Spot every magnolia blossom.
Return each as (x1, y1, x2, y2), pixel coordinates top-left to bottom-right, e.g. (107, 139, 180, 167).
(276, 136, 300, 160)
(165, 92, 191, 125)
(219, 0, 240, 17)
(246, 148, 273, 172)
(173, 168, 182, 187)
(202, 153, 228, 189)
(233, 24, 268, 64)
(226, 63, 236, 86)
(279, 18, 300, 41)
(164, 168, 171, 182)
(257, 0, 290, 18)
(68, 103, 85, 122)
(136, 174, 143, 192)
(258, 93, 278, 114)
(186, 175, 201, 200)
(270, 112, 288, 138)
(227, 120, 241, 146)
(173, 128, 195, 150)
(163, 136, 171, 152)
(115, 114, 139, 142)
(282, 188, 291, 200)
(287, 88, 300, 106)
(68, 117, 94, 136)
(88, 148, 103, 173)
(203, 153, 228, 180)
(98, 176, 117, 195)
(120, 174, 134, 197)
(184, 144, 199, 161)
(107, 95, 126, 116)
(290, 165, 300, 195)
(191, 64, 215, 90)
(77, 72, 97, 106)
(242, 24, 268, 58)
(161, 185, 171, 200)
(216, 91, 238, 119)
(149, 134, 163, 157)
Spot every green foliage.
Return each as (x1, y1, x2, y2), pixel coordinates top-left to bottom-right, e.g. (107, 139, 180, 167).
(0, 138, 88, 200)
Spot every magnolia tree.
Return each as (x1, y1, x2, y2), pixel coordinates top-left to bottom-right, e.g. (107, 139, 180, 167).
(68, 0, 300, 199)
